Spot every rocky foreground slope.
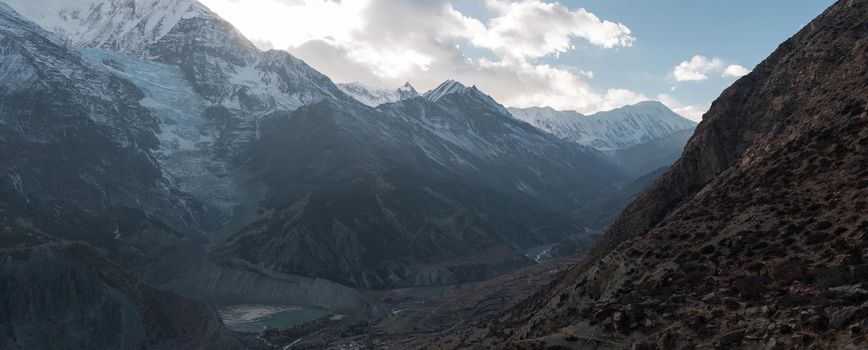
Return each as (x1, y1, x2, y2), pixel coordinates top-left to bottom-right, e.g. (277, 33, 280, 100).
(431, 0, 868, 348)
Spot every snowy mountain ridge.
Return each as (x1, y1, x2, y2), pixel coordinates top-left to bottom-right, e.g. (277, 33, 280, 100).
(6, 0, 208, 56)
(420, 80, 512, 117)
(509, 101, 697, 151)
(5, 0, 348, 115)
(337, 81, 419, 107)
(423, 79, 474, 102)
(0, 2, 147, 139)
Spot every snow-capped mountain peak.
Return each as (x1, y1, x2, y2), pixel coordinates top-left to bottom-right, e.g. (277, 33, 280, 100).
(337, 81, 420, 107)
(0, 2, 14, 15)
(0, 1, 65, 47)
(6, 0, 350, 112)
(398, 81, 416, 93)
(397, 81, 419, 100)
(5, 0, 210, 56)
(423, 80, 475, 102)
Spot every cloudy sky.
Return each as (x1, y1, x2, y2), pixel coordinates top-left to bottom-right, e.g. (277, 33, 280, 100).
(199, 0, 833, 121)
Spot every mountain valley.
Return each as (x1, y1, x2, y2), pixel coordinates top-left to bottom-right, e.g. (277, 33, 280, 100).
(1, 0, 862, 349)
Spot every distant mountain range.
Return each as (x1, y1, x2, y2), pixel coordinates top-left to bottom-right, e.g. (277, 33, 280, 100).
(510, 102, 696, 151)
(337, 81, 419, 107)
(340, 80, 698, 179)
(511, 102, 698, 178)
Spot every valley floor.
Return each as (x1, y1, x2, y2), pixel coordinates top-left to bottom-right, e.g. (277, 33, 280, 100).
(236, 255, 582, 349)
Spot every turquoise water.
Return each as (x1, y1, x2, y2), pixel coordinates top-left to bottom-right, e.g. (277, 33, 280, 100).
(219, 305, 328, 332)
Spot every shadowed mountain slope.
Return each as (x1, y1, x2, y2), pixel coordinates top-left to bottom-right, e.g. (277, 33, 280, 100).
(219, 82, 627, 289)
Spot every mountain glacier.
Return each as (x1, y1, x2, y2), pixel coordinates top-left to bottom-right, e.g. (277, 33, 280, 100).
(80, 48, 246, 218)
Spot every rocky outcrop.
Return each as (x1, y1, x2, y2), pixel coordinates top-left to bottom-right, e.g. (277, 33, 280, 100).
(0, 225, 240, 350)
(432, 0, 868, 348)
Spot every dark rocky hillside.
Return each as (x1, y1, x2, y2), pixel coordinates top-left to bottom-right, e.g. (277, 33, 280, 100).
(0, 214, 240, 350)
(431, 0, 868, 348)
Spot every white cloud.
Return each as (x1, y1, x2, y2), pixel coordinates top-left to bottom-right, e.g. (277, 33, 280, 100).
(478, 61, 647, 113)
(199, 0, 368, 50)
(601, 89, 649, 111)
(722, 64, 751, 78)
(468, 0, 635, 62)
(199, 0, 643, 114)
(672, 55, 724, 82)
(672, 55, 750, 82)
(657, 94, 707, 122)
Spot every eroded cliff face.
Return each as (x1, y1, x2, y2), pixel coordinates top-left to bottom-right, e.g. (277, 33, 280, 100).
(0, 226, 240, 350)
(432, 1, 868, 348)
